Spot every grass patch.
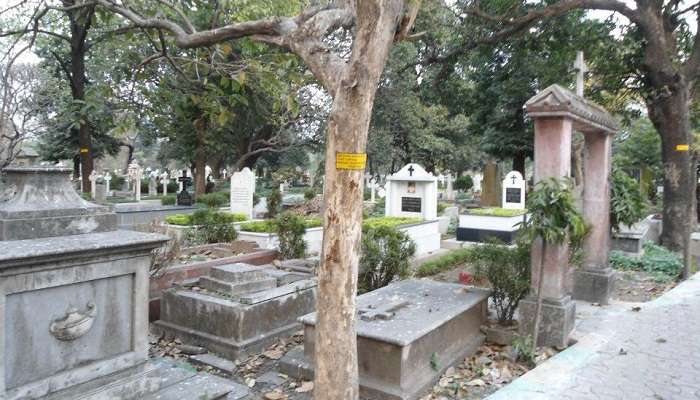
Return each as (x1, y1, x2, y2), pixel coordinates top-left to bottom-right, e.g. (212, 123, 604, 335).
(165, 211, 248, 226)
(362, 216, 422, 230)
(415, 247, 474, 277)
(610, 241, 683, 282)
(467, 207, 526, 217)
(239, 217, 322, 233)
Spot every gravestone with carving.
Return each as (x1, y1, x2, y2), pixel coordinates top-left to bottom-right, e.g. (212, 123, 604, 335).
(502, 170, 526, 210)
(385, 163, 438, 220)
(177, 170, 194, 206)
(0, 166, 254, 400)
(230, 167, 255, 219)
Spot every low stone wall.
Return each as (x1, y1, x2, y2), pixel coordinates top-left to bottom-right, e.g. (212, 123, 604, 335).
(148, 249, 278, 321)
(115, 203, 198, 230)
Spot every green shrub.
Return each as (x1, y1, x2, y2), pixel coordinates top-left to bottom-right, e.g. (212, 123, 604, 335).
(454, 175, 473, 191)
(267, 189, 282, 218)
(437, 202, 447, 215)
(368, 197, 386, 217)
(362, 216, 422, 230)
(240, 220, 277, 233)
(468, 207, 527, 217)
(110, 174, 125, 189)
(276, 212, 308, 259)
(470, 242, 531, 325)
(610, 167, 645, 231)
(165, 214, 191, 225)
(610, 242, 682, 282)
(184, 209, 239, 244)
(304, 188, 316, 201)
(197, 192, 229, 209)
(415, 247, 473, 277)
(359, 226, 416, 293)
(161, 195, 176, 205)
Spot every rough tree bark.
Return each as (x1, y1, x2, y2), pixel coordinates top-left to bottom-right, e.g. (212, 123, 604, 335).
(91, 1, 418, 397)
(194, 120, 207, 195)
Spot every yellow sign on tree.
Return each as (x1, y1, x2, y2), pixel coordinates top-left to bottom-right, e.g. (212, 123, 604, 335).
(335, 152, 367, 170)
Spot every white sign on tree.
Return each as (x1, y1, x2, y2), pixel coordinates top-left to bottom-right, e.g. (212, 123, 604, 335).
(502, 170, 526, 210)
(230, 167, 255, 219)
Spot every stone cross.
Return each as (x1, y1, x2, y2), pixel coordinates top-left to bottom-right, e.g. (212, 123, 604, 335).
(104, 173, 112, 196)
(573, 51, 588, 97)
(178, 170, 192, 191)
(127, 162, 142, 202)
(408, 165, 415, 177)
(88, 170, 98, 199)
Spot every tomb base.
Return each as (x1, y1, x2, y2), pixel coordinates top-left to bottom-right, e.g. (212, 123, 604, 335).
(154, 264, 317, 360)
(282, 280, 490, 400)
(573, 267, 615, 304)
(518, 295, 575, 349)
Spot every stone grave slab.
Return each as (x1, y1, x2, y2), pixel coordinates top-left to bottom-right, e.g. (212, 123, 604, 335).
(280, 279, 490, 400)
(154, 262, 317, 360)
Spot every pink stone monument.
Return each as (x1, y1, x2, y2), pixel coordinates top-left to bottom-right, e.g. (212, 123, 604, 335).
(520, 84, 618, 347)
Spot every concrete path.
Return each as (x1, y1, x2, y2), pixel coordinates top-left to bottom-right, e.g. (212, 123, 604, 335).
(487, 273, 700, 400)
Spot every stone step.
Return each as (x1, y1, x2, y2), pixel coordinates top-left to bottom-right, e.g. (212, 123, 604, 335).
(200, 276, 278, 296)
(210, 263, 271, 283)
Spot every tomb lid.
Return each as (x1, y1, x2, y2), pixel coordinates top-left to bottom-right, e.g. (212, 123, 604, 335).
(0, 167, 116, 240)
(386, 163, 437, 183)
(299, 279, 491, 346)
(525, 84, 619, 134)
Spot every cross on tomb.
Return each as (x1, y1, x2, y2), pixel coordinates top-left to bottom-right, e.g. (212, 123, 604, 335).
(408, 165, 415, 177)
(511, 175, 517, 185)
(573, 51, 588, 97)
(358, 299, 410, 321)
(178, 170, 192, 191)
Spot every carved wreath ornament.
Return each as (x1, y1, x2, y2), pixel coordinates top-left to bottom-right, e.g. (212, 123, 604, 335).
(49, 302, 97, 341)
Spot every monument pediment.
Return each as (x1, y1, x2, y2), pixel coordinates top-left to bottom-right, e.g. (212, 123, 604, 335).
(387, 163, 436, 182)
(525, 84, 619, 133)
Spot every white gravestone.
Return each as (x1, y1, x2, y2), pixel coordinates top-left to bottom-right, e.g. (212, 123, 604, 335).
(502, 170, 526, 210)
(148, 172, 158, 196)
(230, 167, 256, 219)
(89, 170, 98, 199)
(472, 173, 483, 192)
(128, 161, 142, 202)
(104, 173, 112, 196)
(161, 172, 169, 196)
(385, 163, 438, 220)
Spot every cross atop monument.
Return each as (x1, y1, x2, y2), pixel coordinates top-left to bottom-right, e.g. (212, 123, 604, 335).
(573, 51, 588, 97)
(511, 175, 517, 185)
(408, 165, 415, 177)
(178, 170, 192, 190)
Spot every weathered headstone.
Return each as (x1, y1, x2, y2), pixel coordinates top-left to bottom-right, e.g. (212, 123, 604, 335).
(104, 172, 112, 196)
(230, 167, 255, 219)
(160, 172, 169, 196)
(127, 161, 142, 202)
(480, 162, 501, 207)
(177, 170, 194, 206)
(502, 170, 526, 210)
(89, 170, 98, 199)
(148, 172, 157, 196)
(385, 163, 438, 220)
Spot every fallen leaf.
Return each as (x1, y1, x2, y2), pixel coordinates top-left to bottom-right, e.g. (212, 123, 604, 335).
(264, 349, 284, 360)
(466, 379, 486, 387)
(295, 381, 314, 393)
(245, 378, 256, 387)
(631, 306, 642, 312)
(264, 390, 287, 400)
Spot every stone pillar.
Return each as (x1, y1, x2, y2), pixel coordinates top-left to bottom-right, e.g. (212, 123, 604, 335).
(574, 131, 615, 304)
(446, 174, 454, 201)
(519, 117, 576, 348)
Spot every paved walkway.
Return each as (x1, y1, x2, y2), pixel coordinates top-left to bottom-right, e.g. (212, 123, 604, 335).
(487, 273, 700, 400)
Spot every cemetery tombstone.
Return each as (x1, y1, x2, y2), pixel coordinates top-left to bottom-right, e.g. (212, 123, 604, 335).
(148, 172, 157, 196)
(502, 170, 526, 210)
(127, 162, 142, 202)
(104, 173, 112, 196)
(89, 170, 98, 200)
(177, 170, 194, 206)
(230, 167, 256, 220)
(385, 163, 438, 220)
(161, 172, 169, 196)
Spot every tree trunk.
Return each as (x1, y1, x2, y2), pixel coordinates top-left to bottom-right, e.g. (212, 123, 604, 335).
(647, 88, 693, 252)
(512, 153, 526, 177)
(194, 122, 207, 195)
(314, 1, 404, 398)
